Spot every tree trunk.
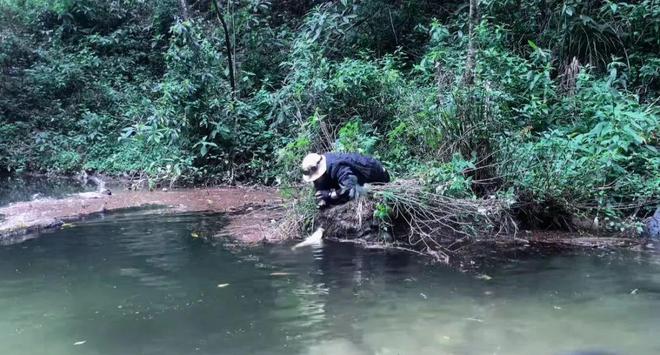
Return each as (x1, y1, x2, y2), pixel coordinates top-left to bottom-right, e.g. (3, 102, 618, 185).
(211, 0, 237, 100)
(179, 0, 189, 20)
(462, 0, 479, 86)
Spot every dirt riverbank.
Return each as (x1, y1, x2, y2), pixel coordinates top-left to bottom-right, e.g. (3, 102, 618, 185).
(0, 185, 648, 260)
(0, 187, 284, 243)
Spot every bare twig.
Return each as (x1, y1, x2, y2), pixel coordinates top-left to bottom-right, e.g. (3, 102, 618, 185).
(211, 0, 236, 99)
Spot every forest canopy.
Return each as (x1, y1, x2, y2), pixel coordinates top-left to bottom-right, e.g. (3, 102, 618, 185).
(1, 0, 658, 226)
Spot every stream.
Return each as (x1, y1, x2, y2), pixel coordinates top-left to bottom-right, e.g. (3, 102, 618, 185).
(1, 207, 659, 355)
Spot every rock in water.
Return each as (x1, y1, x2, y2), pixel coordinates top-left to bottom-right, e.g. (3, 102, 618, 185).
(292, 227, 325, 250)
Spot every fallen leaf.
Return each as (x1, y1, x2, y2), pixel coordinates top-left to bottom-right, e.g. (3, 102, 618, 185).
(465, 317, 484, 323)
(476, 274, 492, 281)
(74, 340, 86, 346)
(270, 272, 292, 276)
(217, 283, 230, 288)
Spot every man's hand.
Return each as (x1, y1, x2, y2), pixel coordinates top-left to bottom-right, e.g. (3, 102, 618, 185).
(315, 190, 330, 209)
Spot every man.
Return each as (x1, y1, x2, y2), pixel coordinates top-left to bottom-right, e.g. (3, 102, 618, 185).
(301, 152, 390, 208)
(646, 207, 660, 239)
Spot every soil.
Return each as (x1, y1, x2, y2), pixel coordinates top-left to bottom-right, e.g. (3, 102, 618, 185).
(0, 187, 284, 243)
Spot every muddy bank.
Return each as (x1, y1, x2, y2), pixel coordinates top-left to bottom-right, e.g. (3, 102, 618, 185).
(0, 187, 283, 243)
(0, 181, 649, 265)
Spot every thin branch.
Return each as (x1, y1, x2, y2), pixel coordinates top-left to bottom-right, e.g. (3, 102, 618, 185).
(211, 0, 237, 99)
(462, 0, 479, 86)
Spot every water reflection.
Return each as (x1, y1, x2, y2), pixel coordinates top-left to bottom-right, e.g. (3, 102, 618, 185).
(0, 211, 659, 355)
(270, 243, 660, 355)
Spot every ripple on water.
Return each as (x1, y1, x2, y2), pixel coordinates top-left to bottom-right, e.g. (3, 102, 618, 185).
(0, 212, 659, 355)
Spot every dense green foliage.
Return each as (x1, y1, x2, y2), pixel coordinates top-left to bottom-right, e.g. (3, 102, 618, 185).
(1, 0, 658, 226)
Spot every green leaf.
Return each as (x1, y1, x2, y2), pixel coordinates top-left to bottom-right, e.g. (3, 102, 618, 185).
(609, 3, 618, 13)
(623, 126, 645, 145)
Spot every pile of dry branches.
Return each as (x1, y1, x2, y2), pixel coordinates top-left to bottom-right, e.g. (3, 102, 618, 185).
(274, 179, 646, 264)
(275, 180, 518, 263)
(369, 180, 518, 262)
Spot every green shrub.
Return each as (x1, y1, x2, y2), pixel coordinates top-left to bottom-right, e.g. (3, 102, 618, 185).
(1, 0, 658, 226)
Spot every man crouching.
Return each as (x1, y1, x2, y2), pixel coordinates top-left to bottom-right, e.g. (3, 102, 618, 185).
(301, 152, 390, 209)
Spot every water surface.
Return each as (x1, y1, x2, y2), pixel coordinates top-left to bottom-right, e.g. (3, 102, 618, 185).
(1, 211, 659, 355)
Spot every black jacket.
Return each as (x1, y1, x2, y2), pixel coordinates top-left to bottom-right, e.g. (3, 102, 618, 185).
(313, 152, 390, 203)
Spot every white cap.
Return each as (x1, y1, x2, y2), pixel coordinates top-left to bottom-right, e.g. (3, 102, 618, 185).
(301, 153, 327, 182)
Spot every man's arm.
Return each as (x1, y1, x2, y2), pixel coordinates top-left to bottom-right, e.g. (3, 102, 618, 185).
(333, 166, 358, 203)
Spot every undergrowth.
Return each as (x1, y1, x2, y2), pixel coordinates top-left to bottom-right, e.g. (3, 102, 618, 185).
(1, 0, 658, 229)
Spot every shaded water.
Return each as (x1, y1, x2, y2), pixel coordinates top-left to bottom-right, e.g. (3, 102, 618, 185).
(1, 211, 659, 355)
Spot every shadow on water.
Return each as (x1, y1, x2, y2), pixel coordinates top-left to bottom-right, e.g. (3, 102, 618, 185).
(0, 210, 659, 355)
